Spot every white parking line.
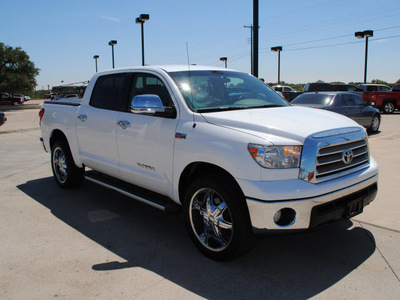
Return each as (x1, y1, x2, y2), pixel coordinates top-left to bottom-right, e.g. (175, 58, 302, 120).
(369, 132, 400, 141)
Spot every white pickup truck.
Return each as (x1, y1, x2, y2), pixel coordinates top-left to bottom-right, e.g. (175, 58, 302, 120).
(39, 65, 378, 260)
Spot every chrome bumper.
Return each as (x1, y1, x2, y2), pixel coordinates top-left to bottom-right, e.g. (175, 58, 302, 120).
(246, 174, 378, 230)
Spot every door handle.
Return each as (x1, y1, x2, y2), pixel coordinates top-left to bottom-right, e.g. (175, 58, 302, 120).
(117, 120, 130, 129)
(77, 114, 87, 122)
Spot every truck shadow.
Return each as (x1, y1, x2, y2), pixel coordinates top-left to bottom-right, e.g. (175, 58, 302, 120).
(18, 177, 376, 299)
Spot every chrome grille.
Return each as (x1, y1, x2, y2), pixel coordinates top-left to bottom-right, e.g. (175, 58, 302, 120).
(316, 138, 369, 181)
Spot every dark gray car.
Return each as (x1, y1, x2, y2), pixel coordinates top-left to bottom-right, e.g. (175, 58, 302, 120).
(291, 92, 380, 133)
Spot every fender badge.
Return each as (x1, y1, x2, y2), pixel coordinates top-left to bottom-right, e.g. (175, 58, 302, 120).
(175, 133, 187, 140)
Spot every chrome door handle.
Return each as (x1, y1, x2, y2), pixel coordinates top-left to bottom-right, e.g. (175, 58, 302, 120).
(117, 120, 130, 129)
(77, 114, 87, 122)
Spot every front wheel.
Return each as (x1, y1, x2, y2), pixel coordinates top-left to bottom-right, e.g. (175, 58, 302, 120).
(51, 140, 85, 188)
(368, 115, 380, 134)
(183, 174, 254, 260)
(382, 102, 395, 114)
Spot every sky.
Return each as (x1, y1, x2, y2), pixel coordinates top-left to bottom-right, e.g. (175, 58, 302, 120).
(2, 0, 400, 90)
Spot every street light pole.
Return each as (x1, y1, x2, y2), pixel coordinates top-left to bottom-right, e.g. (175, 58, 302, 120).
(253, 0, 259, 77)
(220, 57, 228, 68)
(355, 30, 373, 84)
(108, 40, 117, 69)
(271, 46, 283, 84)
(93, 55, 99, 72)
(136, 14, 150, 66)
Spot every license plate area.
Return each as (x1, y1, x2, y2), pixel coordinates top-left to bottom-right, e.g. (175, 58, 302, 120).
(345, 198, 364, 218)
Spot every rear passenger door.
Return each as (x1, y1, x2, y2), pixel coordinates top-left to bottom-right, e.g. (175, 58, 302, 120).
(75, 73, 132, 178)
(340, 94, 359, 123)
(353, 95, 373, 126)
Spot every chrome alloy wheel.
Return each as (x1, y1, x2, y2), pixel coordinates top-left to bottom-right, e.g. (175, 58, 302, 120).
(384, 102, 395, 114)
(371, 116, 380, 132)
(189, 188, 233, 252)
(53, 147, 67, 183)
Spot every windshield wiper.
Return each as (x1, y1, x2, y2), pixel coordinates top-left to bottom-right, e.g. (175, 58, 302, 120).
(197, 106, 248, 113)
(249, 104, 285, 109)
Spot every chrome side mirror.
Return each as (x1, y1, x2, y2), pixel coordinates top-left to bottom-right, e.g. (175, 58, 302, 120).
(130, 94, 165, 114)
(130, 94, 176, 118)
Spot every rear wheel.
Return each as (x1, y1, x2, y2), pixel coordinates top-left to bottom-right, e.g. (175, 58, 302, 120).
(382, 101, 395, 114)
(183, 174, 254, 260)
(51, 140, 84, 188)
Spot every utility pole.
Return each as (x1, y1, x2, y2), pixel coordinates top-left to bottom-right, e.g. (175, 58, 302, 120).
(244, 25, 253, 75)
(253, 0, 259, 77)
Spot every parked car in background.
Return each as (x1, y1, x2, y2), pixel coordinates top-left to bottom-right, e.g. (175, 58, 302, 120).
(0, 93, 24, 105)
(271, 85, 297, 93)
(361, 85, 400, 114)
(271, 85, 299, 100)
(0, 112, 6, 126)
(291, 92, 380, 133)
(51, 94, 81, 101)
(357, 84, 391, 92)
(14, 94, 31, 102)
(304, 82, 360, 92)
(280, 82, 362, 102)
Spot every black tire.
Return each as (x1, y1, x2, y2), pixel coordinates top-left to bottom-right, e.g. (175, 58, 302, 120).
(183, 174, 254, 260)
(382, 101, 395, 114)
(51, 140, 85, 188)
(368, 114, 380, 134)
(12, 100, 20, 106)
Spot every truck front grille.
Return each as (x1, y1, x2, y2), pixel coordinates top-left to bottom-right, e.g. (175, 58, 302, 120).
(316, 139, 369, 181)
(298, 127, 370, 183)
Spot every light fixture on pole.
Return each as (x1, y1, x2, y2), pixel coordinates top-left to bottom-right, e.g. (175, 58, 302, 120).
(136, 14, 150, 66)
(271, 46, 283, 84)
(108, 40, 117, 69)
(355, 30, 373, 84)
(93, 55, 99, 72)
(220, 57, 228, 68)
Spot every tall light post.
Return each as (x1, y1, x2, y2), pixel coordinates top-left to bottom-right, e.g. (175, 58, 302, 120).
(108, 40, 117, 69)
(93, 55, 99, 72)
(271, 46, 283, 84)
(355, 30, 373, 84)
(136, 14, 150, 66)
(220, 57, 228, 68)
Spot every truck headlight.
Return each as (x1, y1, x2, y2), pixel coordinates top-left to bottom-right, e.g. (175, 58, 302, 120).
(248, 144, 302, 169)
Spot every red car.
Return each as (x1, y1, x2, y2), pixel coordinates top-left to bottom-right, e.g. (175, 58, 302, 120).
(0, 92, 24, 105)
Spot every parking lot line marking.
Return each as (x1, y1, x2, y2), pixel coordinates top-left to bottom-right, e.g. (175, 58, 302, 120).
(369, 133, 400, 141)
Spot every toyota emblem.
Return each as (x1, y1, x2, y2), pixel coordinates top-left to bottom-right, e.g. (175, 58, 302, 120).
(342, 149, 354, 165)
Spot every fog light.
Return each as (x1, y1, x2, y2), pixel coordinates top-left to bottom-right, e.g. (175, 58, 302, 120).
(274, 208, 296, 227)
(274, 210, 282, 223)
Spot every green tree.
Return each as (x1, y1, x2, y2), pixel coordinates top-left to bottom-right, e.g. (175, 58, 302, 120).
(370, 79, 390, 85)
(0, 42, 40, 94)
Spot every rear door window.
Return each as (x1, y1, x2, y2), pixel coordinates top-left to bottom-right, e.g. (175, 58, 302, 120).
(90, 73, 132, 111)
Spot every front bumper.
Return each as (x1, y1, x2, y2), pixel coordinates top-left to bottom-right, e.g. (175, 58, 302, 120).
(245, 174, 378, 230)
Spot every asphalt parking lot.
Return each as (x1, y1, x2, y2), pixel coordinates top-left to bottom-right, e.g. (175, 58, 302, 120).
(0, 101, 399, 299)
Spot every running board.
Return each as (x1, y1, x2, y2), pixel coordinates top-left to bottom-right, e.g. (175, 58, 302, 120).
(85, 171, 181, 214)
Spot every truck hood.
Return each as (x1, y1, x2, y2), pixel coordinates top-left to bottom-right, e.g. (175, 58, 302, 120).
(201, 106, 360, 145)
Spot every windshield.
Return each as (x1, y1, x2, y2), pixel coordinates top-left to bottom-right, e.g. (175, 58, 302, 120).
(168, 70, 289, 112)
(291, 94, 334, 105)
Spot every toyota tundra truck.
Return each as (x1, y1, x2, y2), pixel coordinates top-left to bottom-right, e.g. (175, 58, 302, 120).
(39, 65, 378, 260)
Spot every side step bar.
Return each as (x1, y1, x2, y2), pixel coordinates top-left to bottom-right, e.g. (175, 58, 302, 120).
(85, 171, 181, 214)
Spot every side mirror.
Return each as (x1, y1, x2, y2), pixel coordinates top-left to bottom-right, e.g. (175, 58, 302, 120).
(365, 101, 372, 106)
(130, 94, 175, 118)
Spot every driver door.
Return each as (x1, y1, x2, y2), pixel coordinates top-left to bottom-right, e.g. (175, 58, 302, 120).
(116, 73, 178, 196)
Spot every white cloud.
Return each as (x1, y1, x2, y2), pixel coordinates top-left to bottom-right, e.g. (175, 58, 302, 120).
(100, 15, 121, 23)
